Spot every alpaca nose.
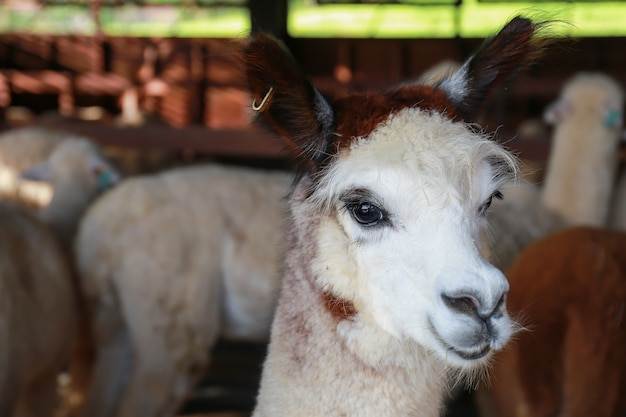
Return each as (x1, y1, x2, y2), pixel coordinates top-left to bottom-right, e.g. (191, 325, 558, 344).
(441, 290, 507, 319)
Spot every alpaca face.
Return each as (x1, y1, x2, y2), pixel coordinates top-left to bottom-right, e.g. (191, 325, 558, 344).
(245, 15, 549, 373)
(310, 107, 515, 368)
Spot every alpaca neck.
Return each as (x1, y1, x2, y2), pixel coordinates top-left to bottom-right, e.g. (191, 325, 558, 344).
(253, 190, 448, 417)
(541, 122, 619, 226)
(40, 181, 95, 253)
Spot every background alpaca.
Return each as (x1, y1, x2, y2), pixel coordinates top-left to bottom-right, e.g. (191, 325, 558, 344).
(0, 126, 121, 251)
(541, 72, 624, 226)
(608, 136, 626, 230)
(0, 201, 76, 417)
(476, 226, 626, 417)
(0, 126, 121, 413)
(20, 136, 121, 252)
(74, 164, 290, 417)
(415, 59, 462, 86)
(0, 126, 66, 208)
(470, 73, 626, 417)
(244, 16, 551, 417)
(609, 168, 626, 229)
(481, 72, 624, 270)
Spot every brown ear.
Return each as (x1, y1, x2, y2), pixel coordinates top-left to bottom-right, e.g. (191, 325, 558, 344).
(438, 16, 552, 120)
(243, 33, 335, 171)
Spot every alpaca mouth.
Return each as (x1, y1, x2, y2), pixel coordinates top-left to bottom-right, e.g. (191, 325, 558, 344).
(448, 342, 491, 361)
(428, 319, 492, 362)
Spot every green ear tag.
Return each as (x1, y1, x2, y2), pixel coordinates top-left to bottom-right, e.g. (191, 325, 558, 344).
(604, 109, 622, 129)
(97, 170, 114, 191)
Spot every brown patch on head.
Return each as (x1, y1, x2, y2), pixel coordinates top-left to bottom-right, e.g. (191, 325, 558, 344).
(322, 289, 357, 321)
(331, 85, 460, 152)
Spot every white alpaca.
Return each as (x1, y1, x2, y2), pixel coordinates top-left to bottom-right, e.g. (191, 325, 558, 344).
(21, 137, 121, 252)
(474, 73, 625, 417)
(541, 72, 624, 226)
(416, 59, 462, 86)
(74, 164, 291, 417)
(482, 72, 624, 270)
(0, 126, 121, 251)
(0, 202, 76, 417)
(244, 16, 549, 417)
(0, 126, 65, 208)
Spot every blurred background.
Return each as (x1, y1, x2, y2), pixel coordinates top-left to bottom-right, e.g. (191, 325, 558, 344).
(1, 2, 625, 417)
(0, 0, 624, 169)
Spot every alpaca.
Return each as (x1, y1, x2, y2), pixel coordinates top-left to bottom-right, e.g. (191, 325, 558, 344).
(244, 16, 551, 417)
(1, 128, 121, 413)
(609, 167, 626, 230)
(20, 136, 120, 252)
(0, 126, 65, 208)
(541, 72, 624, 226)
(416, 59, 462, 86)
(74, 164, 291, 417)
(472, 74, 626, 417)
(0, 126, 120, 251)
(476, 226, 626, 417)
(480, 181, 566, 271)
(481, 72, 624, 270)
(0, 201, 76, 417)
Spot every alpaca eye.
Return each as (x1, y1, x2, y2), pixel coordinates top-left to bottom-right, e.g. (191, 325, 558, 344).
(478, 190, 503, 216)
(349, 202, 384, 226)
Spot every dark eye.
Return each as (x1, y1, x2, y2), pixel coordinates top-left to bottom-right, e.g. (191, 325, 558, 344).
(478, 190, 503, 216)
(349, 202, 384, 226)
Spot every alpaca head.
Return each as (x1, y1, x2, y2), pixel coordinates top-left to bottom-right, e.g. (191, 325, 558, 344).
(21, 138, 120, 195)
(544, 72, 624, 132)
(245, 17, 548, 371)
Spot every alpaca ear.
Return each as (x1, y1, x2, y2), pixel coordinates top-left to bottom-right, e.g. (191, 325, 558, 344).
(87, 156, 121, 191)
(543, 98, 571, 125)
(243, 33, 335, 170)
(438, 16, 550, 120)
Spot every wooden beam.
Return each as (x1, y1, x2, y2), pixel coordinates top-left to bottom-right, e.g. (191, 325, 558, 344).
(32, 121, 289, 159)
(249, 0, 288, 40)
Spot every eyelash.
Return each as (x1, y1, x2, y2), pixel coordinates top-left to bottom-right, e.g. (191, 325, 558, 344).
(478, 190, 503, 216)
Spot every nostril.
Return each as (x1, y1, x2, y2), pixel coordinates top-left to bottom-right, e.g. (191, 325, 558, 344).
(441, 293, 479, 316)
(490, 293, 507, 318)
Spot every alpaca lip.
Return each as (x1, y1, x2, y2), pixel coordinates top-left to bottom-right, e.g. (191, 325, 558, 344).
(450, 343, 491, 361)
(428, 319, 492, 362)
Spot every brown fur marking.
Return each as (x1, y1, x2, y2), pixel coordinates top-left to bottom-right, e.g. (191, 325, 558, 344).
(322, 290, 358, 321)
(331, 85, 460, 152)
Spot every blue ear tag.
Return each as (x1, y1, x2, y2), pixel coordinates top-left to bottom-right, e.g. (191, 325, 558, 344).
(96, 170, 115, 191)
(604, 109, 622, 129)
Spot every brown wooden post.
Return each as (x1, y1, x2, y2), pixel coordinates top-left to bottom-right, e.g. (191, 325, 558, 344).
(249, 0, 288, 40)
(89, 0, 103, 37)
(0, 72, 10, 108)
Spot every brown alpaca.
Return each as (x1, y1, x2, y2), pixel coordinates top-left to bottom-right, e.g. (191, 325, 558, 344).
(478, 227, 626, 417)
(0, 202, 76, 417)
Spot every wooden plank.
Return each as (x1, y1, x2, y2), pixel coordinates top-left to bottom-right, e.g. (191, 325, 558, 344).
(32, 120, 288, 159)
